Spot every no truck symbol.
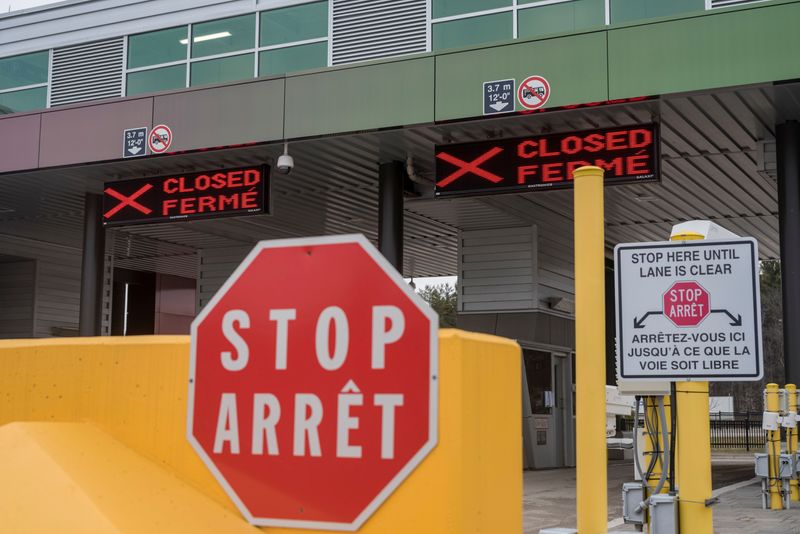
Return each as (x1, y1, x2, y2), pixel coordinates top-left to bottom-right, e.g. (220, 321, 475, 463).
(149, 124, 173, 153)
(517, 76, 550, 110)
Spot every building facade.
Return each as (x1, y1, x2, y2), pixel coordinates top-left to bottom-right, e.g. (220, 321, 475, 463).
(0, 0, 798, 469)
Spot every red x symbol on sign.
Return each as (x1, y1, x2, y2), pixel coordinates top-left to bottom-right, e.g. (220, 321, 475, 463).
(104, 184, 153, 219)
(435, 147, 504, 188)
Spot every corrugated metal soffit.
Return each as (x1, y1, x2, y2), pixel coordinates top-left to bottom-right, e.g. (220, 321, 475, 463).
(50, 38, 124, 107)
(331, 0, 428, 65)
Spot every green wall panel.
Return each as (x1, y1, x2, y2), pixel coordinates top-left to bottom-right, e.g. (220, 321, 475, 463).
(284, 57, 434, 138)
(434, 32, 608, 121)
(608, 2, 800, 99)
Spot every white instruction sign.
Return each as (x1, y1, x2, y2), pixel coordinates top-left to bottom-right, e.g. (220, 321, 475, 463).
(615, 238, 762, 381)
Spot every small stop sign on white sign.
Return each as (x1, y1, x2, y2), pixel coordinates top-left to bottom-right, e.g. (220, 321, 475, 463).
(188, 235, 438, 530)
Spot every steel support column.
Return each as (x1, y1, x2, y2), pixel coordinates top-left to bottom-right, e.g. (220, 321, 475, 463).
(778, 121, 800, 385)
(79, 193, 105, 336)
(378, 161, 404, 271)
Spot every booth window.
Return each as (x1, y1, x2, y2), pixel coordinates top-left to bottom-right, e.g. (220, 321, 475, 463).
(610, 0, 704, 23)
(432, 0, 511, 18)
(518, 0, 605, 39)
(432, 12, 513, 50)
(0, 86, 47, 114)
(124, 4, 332, 94)
(260, 1, 327, 46)
(191, 53, 255, 86)
(0, 51, 48, 113)
(127, 65, 187, 96)
(431, 0, 610, 51)
(127, 26, 187, 69)
(191, 14, 256, 59)
(258, 1, 329, 76)
(259, 42, 327, 76)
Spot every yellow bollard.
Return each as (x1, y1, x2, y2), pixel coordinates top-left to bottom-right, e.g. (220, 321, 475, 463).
(788, 384, 800, 502)
(766, 383, 784, 510)
(671, 230, 714, 533)
(573, 166, 608, 534)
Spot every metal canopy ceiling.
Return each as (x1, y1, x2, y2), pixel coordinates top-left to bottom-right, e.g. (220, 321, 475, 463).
(0, 81, 793, 278)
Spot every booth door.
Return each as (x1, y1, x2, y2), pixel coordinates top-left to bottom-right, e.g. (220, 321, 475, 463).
(522, 349, 573, 469)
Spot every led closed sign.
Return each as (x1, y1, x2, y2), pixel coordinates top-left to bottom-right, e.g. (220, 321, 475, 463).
(103, 166, 269, 226)
(434, 124, 659, 198)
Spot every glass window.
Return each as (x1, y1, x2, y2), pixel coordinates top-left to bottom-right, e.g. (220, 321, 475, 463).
(190, 53, 254, 86)
(259, 42, 327, 76)
(126, 65, 187, 96)
(260, 1, 328, 47)
(191, 14, 256, 58)
(523, 350, 553, 415)
(128, 27, 188, 69)
(0, 86, 47, 114)
(610, 0, 704, 24)
(518, 0, 604, 39)
(0, 51, 48, 91)
(432, 12, 513, 51)
(432, 0, 511, 18)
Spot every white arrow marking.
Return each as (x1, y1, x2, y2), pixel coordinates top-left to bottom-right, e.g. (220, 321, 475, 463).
(489, 102, 509, 111)
(128, 146, 141, 155)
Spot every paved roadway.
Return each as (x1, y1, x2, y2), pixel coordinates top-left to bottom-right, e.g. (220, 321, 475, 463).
(523, 454, 800, 533)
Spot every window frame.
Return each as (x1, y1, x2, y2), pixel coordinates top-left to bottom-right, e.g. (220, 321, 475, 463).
(121, 2, 333, 95)
(0, 49, 51, 114)
(429, 0, 614, 50)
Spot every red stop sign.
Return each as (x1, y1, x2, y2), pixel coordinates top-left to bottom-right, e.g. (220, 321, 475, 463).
(188, 235, 438, 530)
(663, 281, 710, 327)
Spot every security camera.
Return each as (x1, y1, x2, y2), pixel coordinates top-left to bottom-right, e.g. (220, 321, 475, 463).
(276, 153, 294, 174)
(276, 141, 294, 175)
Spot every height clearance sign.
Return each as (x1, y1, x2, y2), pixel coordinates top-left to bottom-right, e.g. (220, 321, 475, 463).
(615, 238, 762, 381)
(188, 235, 438, 530)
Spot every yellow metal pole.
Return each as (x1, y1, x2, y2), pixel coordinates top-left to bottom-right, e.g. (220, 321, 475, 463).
(573, 166, 607, 534)
(788, 384, 800, 502)
(766, 383, 784, 509)
(671, 230, 714, 533)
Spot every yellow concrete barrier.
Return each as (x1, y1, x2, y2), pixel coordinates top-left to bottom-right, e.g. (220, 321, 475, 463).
(0, 329, 521, 533)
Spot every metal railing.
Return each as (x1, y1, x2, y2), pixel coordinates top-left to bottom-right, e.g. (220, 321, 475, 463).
(618, 412, 766, 451)
(709, 411, 765, 451)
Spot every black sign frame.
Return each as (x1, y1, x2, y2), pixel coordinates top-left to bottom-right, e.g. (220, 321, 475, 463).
(103, 165, 270, 227)
(434, 123, 660, 198)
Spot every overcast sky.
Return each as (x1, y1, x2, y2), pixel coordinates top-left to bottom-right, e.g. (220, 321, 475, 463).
(1, 0, 62, 13)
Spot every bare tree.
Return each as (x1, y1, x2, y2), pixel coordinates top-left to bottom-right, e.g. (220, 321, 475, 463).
(417, 283, 457, 328)
(710, 260, 783, 411)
